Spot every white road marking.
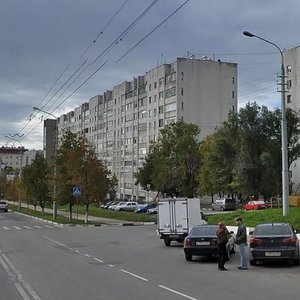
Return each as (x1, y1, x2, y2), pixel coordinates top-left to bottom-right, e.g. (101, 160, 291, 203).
(13, 226, 21, 230)
(0, 252, 41, 300)
(158, 285, 199, 300)
(94, 258, 104, 263)
(75, 249, 81, 254)
(108, 264, 114, 267)
(43, 236, 66, 248)
(24, 226, 32, 229)
(84, 254, 91, 257)
(34, 226, 43, 229)
(120, 269, 149, 282)
(44, 225, 54, 228)
(3, 226, 10, 230)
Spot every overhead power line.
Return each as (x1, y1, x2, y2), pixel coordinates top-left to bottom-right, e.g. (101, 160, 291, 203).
(116, 0, 191, 62)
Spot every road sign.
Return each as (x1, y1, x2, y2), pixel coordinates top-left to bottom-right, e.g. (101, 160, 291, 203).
(73, 187, 81, 197)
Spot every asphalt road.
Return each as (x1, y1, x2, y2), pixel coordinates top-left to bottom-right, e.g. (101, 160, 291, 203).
(1, 211, 300, 300)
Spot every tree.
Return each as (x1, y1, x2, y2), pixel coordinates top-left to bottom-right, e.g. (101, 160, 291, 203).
(22, 153, 50, 213)
(199, 111, 239, 199)
(136, 121, 201, 197)
(54, 131, 113, 222)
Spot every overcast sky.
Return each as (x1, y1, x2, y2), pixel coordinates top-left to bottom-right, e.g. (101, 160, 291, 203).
(1, 0, 300, 150)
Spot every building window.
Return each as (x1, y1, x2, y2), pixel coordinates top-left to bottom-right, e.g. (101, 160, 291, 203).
(181, 87, 184, 96)
(154, 94, 157, 102)
(232, 77, 235, 84)
(232, 91, 235, 98)
(159, 105, 164, 114)
(149, 83, 152, 91)
(165, 87, 176, 98)
(287, 65, 292, 73)
(159, 78, 164, 86)
(149, 96, 152, 104)
(149, 110, 152, 117)
(154, 82, 157, 89)
(287, 94, 292, 103)
(159, 91, 164, 99)
(159, 119, 164, 127)
(287, 80, 292, 89)
(182, 102, 184, 110)
(165, 102, 176, 112)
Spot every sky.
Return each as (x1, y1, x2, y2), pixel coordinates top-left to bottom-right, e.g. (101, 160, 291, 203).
(1, 0, 300, 150)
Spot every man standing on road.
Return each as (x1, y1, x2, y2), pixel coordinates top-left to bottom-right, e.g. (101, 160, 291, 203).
(216, 221, 229, 271)
(235, 217, 248, 270)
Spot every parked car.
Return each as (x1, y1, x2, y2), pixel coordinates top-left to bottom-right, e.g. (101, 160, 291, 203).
(211, 198, 236, 211)
(183, 225, 235, 261)
(108, 201, 125, 210)
(147, 206, 158, 214)
(244, 200, 269, 211)
(101, 201, 114, 209)
(114, 201, 139, 212)
(249, 223, 300, 266)
(0, 200, 8, 212)
(135, 202, 156, 213)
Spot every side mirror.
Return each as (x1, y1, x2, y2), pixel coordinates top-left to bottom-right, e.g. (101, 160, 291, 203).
(249, 231, 254, 235)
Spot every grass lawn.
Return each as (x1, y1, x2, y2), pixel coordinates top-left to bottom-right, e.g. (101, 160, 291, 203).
(60, 204, 157, 223)
(9, 203, 157, 224)
(206, 207, 300, 230)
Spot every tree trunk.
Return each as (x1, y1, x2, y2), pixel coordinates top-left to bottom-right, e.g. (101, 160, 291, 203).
(85, 203, 89, 224)
(69, 203, 73, 221)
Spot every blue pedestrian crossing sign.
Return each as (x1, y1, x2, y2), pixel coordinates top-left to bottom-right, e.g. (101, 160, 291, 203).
(73, 187, 81, 197)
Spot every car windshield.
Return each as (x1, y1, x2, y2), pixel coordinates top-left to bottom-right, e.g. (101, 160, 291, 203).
(0, 201, 7, 204)
(254, 224, 292, 236)
(190, 226, 217, 236)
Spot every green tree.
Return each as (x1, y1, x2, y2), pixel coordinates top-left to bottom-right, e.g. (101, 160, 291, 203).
(136, 121, 201, 197)
(22, 153, 50, 213)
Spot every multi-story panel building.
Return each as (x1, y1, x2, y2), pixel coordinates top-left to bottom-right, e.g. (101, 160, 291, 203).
(284, 46, 300, 193)
(51, 57, 237, 201)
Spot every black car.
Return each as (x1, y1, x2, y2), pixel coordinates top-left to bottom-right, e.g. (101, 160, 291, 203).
(183, 225, 235, 261)
(249, 223, 300, 266)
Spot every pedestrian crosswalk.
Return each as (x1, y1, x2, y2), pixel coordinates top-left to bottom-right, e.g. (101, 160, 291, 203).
(2, 224, 60, 231)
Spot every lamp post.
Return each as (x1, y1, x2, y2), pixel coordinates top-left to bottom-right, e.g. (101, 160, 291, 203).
(243, 31, 289, 216)
(33, 106, 58, 220)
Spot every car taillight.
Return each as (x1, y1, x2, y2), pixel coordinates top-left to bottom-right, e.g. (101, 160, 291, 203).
(250, 237, 263, 246)
(283, 236, 297, 244)
(184, 238, 191, 247)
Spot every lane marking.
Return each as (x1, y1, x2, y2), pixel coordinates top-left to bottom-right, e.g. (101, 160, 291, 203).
(120, 269, 149, 282)
(108, 264, 114, 268)
(13, 226, 21, 230)
(84, 254, 91, 258)
(0, 252, 41, 300)
(24, 226, 32, 230)
(158, 285, 199, 300)
(34, 226, 43, 229)
(3, 226, 10, 230)
(43, 236, 66, 248)
(94, 258, 104, 263)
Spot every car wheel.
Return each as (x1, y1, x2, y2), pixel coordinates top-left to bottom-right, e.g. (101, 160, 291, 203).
(185, 253, 193, 261)
(164, 238, 171, 246)
(250, 259, 257, 266)
(119, 208, 124, 211)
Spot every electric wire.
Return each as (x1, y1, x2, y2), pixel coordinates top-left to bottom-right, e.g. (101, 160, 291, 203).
(116, 0, 191, 63)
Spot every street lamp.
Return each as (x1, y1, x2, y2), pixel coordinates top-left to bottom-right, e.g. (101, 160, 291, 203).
(243, 31, 289, 216)
(33, 106, 56, 118)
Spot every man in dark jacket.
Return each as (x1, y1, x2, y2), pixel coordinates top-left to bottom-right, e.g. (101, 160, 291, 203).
(235, 217, 248, 270)
(216, 221, 229, 271)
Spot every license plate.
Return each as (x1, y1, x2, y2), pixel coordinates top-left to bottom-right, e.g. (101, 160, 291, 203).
(196, 241, 210, 246)
(169, 234, 179, 238)
(265, 252, 281, 257)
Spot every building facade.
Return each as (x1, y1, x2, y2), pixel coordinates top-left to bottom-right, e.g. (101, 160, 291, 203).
(284, 47, 300, 193)
(46, 57, 237, 201)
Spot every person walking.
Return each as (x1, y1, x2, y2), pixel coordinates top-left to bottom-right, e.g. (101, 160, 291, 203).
(216, 221, 229, 271)
(235, 216, 248, 270)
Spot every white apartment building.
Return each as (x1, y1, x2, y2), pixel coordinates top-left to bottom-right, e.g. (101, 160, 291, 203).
(53, 57, 237, 201)
(284, 46, 300, 194)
